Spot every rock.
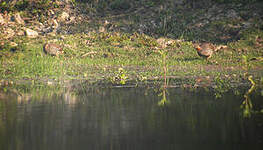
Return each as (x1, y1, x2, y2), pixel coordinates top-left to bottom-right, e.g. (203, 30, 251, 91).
(242, 22, 252, 28)
(48, 10, 55, 17)
(9, 42, 18, 47)
(47, 32, 56, 37)
(9, 42, 18, 52)
(157, 37, 166, 48)
(0, 13, 5, 25)
(42, 27, 53, 34)
(157, 37, 174, 48)
(68, 16, 75, 23)
(174, 0, 184, 6)
(12, 13, 25, 25)
(4, 28, 15, 39)
(43, 43, 63, 56)
(52, 19, 59, 29)
(99, 26, 106, 33)
(58, 12, 69, 22)
(47, 18, 59, 29)
(17, 30, 25, 36)
(25, 28, 38, 38)
(0, 41, 4, 46)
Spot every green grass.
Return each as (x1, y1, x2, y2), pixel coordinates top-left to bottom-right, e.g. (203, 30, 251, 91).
(0, 0, 263, 86)
(0, 29, 262, 85)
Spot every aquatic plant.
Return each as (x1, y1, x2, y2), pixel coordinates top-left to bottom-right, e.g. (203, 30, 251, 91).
(240, 75, 263, 118)
(158, 49, 169, 106)
(110, 67, 128, 85)
(159, 50, 169, 88)
(240, 76, 255, 118)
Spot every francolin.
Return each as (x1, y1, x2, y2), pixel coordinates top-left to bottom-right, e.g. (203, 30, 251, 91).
(194, 43, 214, 60)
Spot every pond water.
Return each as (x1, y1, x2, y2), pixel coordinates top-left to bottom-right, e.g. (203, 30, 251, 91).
(0, 85, 262, 150)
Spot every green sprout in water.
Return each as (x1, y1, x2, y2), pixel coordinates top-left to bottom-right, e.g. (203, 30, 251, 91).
(110, 67, 128, 85)
(158, 49, 169, 106)
(158, 50, 169, 87)
(240, 75, 255, 118)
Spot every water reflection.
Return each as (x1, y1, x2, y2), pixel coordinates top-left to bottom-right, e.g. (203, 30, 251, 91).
(0, 85, 262, 150)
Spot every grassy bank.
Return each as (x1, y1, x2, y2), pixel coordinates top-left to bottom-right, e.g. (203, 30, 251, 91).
(1, 30, 262, 85)
(0, 0, 263, 86)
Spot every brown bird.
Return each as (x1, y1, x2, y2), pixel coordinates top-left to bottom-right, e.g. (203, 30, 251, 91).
(43, 43, 63, 56)
(194, 43, 214, 60)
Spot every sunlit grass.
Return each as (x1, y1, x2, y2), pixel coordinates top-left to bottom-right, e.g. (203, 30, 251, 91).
(0, 28, 262, 84)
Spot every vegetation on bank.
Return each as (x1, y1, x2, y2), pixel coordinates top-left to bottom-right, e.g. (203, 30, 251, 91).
(0, 0, 262, 86)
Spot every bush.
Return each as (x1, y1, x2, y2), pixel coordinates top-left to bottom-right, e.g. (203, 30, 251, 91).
(0, 0, 57, 12)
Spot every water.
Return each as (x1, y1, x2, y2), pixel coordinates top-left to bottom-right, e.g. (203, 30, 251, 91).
(0, 86, 262, 150)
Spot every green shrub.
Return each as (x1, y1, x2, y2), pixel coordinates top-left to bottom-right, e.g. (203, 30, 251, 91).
(0, 0, 58, 12)
(110, 0, 131, 10)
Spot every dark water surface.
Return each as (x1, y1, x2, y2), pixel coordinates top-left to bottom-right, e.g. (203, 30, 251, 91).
(0, 86, 262, 150)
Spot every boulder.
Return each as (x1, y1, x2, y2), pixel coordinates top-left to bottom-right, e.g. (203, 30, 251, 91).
(25, 28, 38, 38)
(99, 26, 106, 33)
(9, 42, 18, 47)
(52, 19, 59, 29)
(4, 28, 15, 39)
(17, 30, 25, 36)
(58, 12, 69, 22)
(157, 37, 174, 48)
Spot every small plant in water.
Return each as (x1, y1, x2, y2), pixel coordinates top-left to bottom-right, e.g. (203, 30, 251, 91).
(158, 50, 169, 86)
(240, 75, 255, 118)
(158, 49, 169, 106)
(110, 67, 128, 85)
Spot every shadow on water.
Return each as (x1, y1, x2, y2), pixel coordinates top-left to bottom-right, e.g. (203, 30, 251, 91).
(0, 83, 263, 150)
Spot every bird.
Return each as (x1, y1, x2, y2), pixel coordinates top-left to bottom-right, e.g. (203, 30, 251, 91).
(194, 43, 214, 60)
(43, 43, 63, 56)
